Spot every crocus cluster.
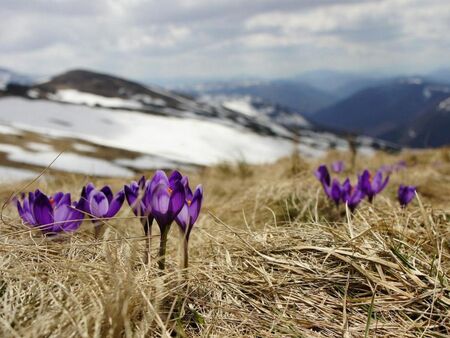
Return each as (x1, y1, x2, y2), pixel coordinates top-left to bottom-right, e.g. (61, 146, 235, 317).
(123, 170, 203, 269)
(15, 170, 203, 270)
(315, 164, 390, 212)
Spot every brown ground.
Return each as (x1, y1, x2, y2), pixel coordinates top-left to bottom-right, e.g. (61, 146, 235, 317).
(0, 147, 449, 337)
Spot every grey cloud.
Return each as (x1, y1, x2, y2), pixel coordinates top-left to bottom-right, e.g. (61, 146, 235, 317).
(0, 0, 448, 80)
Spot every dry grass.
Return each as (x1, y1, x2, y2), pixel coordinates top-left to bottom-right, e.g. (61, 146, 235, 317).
(0, 148, 449, 337)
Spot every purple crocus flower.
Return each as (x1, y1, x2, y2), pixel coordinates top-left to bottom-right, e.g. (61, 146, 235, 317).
(315, 165, 341, 206)
(360, 169, 389, 203)
(150, 170, 185, 270)
(331, 160, 345, 173)
(80, 183, 124, 219)
(315, 165, 331, 187)
(315, 165, 342, 206)
(176, 178, 203, 269)
(79, 183, 125, 237)
(398, 185, 416, 207)
(328, 179, 343, 206)
(16, 189, 84, 235)
(341, 178, 365, 212)
(176, 179, 203, 242)
(124, 176, 152, 220)
(150, 171, 185, 233)
(124, 175, 155, 264)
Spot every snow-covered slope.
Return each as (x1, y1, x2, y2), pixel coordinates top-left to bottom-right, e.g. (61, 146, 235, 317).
(0, 97, 295, 166)
(199, 94, 311, 131)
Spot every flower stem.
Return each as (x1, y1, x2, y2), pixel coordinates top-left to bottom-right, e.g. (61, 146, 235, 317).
(158, 226, 170, 270)
(142, 217, 152, 265)
(182, 237, 189, 270)
(94, 221, 103, 239)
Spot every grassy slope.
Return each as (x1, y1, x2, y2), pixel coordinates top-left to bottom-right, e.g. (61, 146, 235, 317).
(0, 148, 449, 337)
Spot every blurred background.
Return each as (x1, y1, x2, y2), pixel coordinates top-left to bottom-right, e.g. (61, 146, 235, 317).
(0, 0, 449, 181)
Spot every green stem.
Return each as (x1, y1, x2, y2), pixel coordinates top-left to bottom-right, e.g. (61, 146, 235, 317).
(158, 226, 170, 270)
(182, 237, 189, 270)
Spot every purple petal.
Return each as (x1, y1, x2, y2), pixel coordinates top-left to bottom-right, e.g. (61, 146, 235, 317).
(138, 176, 146, 189)
(188, 185, 203, 225)
(61, 208, 84, 232)
(379, 175, 389, 193)
(85, 183, 96, 200)
(152, 183, 170, 214)
(331, 161, 344, 173)
(315, 165, 330, 186)
(89, 191, 109, 217)
(151, 183, 171, 227)
(55, 193, 71, 209)
(169, 181, 185, 217)
(150, 170, 168, 191)
(100, 186, 114, 203)
(17, 199, 36, 225)
(54, 202, 71, 223)
(176, 203, 189, 232)
(33, 193, 54, 225)
(398, 185, 416, 207)
(78, 186, 89, 212)
(330, 179, 341, 205)
(181, 176, 193, 200)
(347, 189, 364, 212)
(372, 171, 383, 192)
(125, 184, 140, 216)
(105, 190, 125, 218)
(169, 170, 182, 185)
(52, 192, 65, 205)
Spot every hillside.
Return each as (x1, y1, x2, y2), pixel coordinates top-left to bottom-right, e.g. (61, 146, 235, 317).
(382, 98, 450, 147)
(0, 148, 449, 336)
(312, 78, 450, 147)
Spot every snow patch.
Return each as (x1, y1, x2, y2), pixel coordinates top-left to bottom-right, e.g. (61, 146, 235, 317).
(48, 89, 144, 110)
(0, 166, 39, 183)
(131, 94, 166, 106)
(438, 97, 450, 112)
(0, 124, 21, 135)
(0, 143, 133, 177)
(222, 96, 260, 117)
(26, 142, 54, 152)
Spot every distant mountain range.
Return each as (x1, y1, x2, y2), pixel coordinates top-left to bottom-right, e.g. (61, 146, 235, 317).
(311, 78, 450, 147)
(180, 79, 337, 115)
(181, 69, 450, 148)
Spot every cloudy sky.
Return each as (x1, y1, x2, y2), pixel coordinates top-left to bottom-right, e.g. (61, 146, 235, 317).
(1, 0, 449, 82)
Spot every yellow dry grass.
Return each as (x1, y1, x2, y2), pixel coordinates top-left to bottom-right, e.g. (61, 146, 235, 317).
(0, 147, 449, 337)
